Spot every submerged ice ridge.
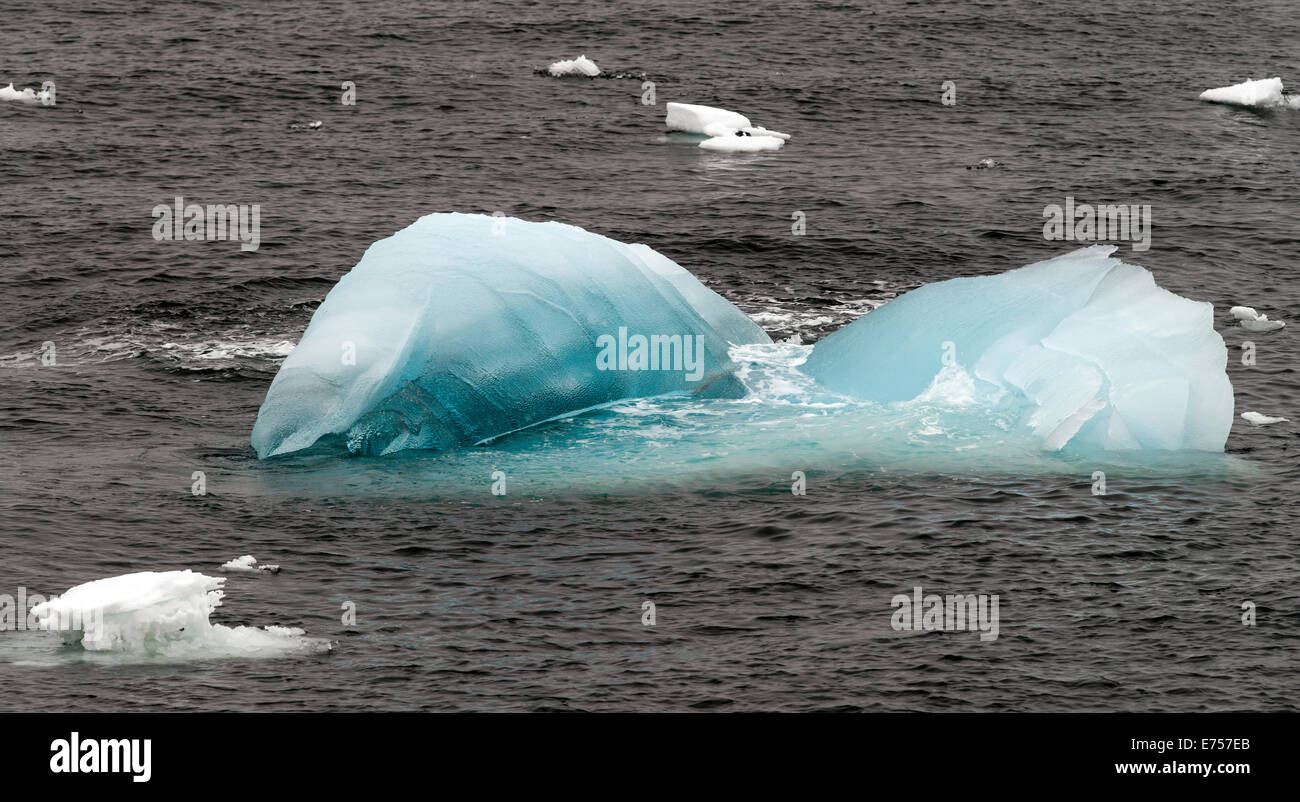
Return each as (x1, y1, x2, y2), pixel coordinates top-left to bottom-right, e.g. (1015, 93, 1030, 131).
(802, 246, 1232, 452)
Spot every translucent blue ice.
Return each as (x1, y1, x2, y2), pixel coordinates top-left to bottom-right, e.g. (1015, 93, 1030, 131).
(801, 245, 1233, 451)
(252, 213, 771, 457)
(255, 226, 1232, 467)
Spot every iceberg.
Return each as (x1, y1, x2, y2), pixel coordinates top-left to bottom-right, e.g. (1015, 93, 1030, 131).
(29, 570, 329, 658)
(219, 555, 280, 573)
(253, 220, 1234, 470)
(664, 101, 791, 145)
(1199, 77, 1300, 108)
(801, 246, 1233, 452)
(252, 213, 771, 458)
(1229, 305, 1285, 331)
(1241, 411, 1287, 426)
(547, 55, 600, 77)
(0, 82, 49, 104)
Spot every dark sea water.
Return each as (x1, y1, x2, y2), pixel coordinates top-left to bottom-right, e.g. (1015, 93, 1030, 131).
(2, 0, 1298, 711)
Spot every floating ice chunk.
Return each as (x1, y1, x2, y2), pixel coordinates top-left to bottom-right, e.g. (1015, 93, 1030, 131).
(664, 102, 791, 145)
(801, 245, 1233, 452)
(29, 570, 328, 658)
(1229, 305, 1285, 331)
(666, 102, 750, 135)
(220, 555, 280, 574)
(547, 55, 600, 77)
(1241, 411, 1287, 426)
(252, 213, 770, 457)
(1198, 77, 1296, 108)
(1241, 317, 1284, 332)
(0, 82, 40, 103)
(699, 133, 785, 152)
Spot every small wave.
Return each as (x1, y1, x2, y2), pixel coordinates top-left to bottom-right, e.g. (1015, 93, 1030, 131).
(157, 338, 296, 362)
(745, 295, 894, 342)
(0, 332, 297, 370)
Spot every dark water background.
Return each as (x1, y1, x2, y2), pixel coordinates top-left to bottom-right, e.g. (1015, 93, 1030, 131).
(1, 0, 1298, 710)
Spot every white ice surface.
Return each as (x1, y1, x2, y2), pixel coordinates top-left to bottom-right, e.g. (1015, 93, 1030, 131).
(548, 55, 600, 76)
(29, 570, 329, 659)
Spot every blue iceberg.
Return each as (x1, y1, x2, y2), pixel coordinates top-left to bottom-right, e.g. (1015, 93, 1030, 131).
(251, 213, 771, 457)
(801, 246, 1233, 451)
(254, 219, 1233, 466)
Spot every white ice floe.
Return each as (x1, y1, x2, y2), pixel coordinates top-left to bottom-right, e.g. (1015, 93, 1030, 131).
(1241, 411, 1288, 426)
(29, 570, 326, 659)
(0, 82, 51, 104)
(1241, 317, 1284, 332)
(1199, 77, 1300, 109)
(664, 102, 790, 149)
(1229, 306, 1285, 331)
(219, 555, 280, 574)
(699, 132, 786, 152)
(547, 55, 600, 77)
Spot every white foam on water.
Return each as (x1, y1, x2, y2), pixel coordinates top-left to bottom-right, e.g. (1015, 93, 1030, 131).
(727, 342, 859, 415)
(0, 331, 299, 370)
(745, 297, 890, 339)
(909, 364, 984, 409)
(158, 338, 298, 361)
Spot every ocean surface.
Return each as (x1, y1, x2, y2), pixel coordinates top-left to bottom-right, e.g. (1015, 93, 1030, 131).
(1, 0, 1297, 711)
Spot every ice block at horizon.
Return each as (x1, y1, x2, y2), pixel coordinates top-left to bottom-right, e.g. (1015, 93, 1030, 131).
(801, 246, 1233, 451)
(251, 213, 771, 457)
